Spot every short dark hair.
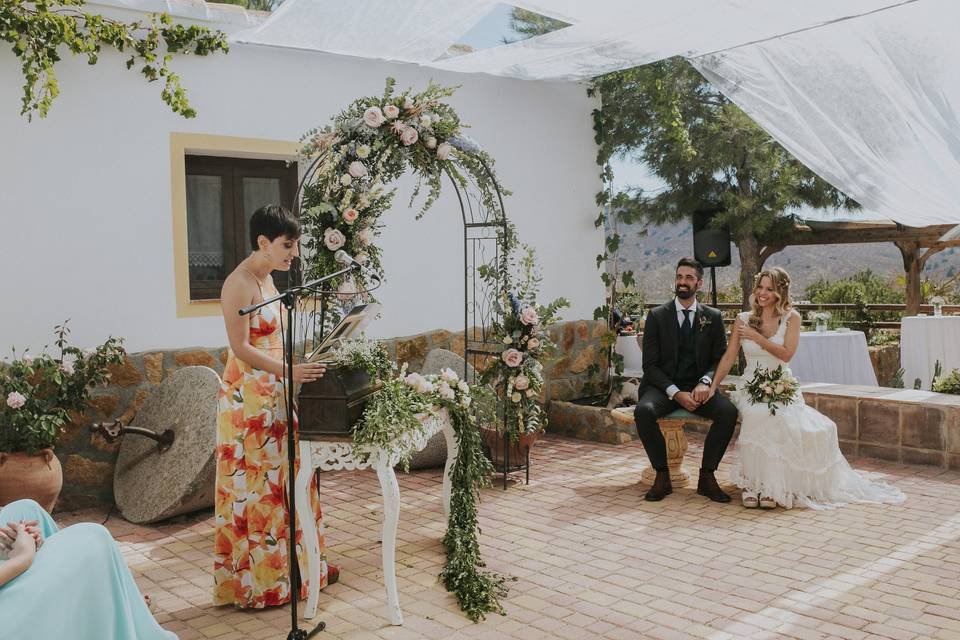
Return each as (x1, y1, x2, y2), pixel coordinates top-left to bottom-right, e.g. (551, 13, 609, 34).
(676, 257, 704, 278)
(249, 204, 300, 251)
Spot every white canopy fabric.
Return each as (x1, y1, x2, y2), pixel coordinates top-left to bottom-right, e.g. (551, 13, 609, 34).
(691, 0, 960, 229)
(95, 0, 960, 232)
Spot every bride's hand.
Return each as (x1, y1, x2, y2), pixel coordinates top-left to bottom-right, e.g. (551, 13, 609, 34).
(736, 322, 763, 343)
(692, 384, 714, 404)
(293, 363, 326, 383)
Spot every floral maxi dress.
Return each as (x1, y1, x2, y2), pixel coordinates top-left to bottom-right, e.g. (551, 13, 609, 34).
(213, 297, 329, 608)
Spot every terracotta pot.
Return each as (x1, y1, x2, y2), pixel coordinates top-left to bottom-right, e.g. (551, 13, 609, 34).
(480, 425, 541, 470)
(0, 448, 63, 512)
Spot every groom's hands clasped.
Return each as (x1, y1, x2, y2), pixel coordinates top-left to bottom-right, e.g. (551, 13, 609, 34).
(674, 391, 700, 412)
(692, 383, 715, 405)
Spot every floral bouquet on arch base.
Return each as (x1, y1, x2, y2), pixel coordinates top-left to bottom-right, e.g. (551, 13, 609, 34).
(480, 245, 569, 438)
(744, 365, 800, 415)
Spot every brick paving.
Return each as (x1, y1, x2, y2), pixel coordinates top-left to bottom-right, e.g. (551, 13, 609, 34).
(59, 434, 960, 640)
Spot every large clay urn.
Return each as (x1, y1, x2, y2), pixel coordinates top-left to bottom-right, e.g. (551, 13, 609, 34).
(0, 448, 63, 512)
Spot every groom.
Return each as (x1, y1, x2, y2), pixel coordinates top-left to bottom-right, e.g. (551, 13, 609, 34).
(635, 257, 738, 502)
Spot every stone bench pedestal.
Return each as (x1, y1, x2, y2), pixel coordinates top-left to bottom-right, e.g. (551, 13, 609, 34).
(613, 407, 710, 488)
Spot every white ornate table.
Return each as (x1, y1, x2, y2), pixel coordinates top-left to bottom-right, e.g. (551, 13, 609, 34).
(901, 315, 960, 390)
(295, 408, 456, 625)
(791, 330, 878, 386)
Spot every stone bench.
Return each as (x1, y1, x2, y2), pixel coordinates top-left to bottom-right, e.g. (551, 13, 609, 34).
(610, 407, 710, 488)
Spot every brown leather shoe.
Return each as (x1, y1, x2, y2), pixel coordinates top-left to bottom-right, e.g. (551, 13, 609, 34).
(644, 470, 673, 501)
(696, 469, 731, 503)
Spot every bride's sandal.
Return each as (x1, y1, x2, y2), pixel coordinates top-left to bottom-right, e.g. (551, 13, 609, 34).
(759, 496, 777, 509)
(741, 491, 759, 508)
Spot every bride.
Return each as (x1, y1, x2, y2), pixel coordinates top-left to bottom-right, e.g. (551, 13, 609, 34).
(710, 267, 905, 509)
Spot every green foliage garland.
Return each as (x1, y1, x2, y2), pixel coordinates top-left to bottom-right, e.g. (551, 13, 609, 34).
(331, 340, 507, 621)
(1, 0, 229, 120)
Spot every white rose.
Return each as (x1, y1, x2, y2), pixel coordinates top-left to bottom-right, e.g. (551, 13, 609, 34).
(400, 126, 419, 146)
(384, 104, 400, 119)
(431, 113, 441, 123)
(363, 106, 385, 128)
(457, 380, 469, 393)
(356, 144, 371, 159)
(6, 391, 26, 409)
(61, 360, 75, 375)
(425, 136, 437, 150)
(437, 381, 455, 400)
(348, 161, 367, 178)
(340, 174, 352, 186)
(357, 227, 374, 247)
(440, 368, 459, 383)
(511, 392, 522, 403)
(436, 143, 452, 160)
(419, 115, 432, 128)
(323, 228, 346, 251)
(402, 97, 413, 110)
(460, 395, 472, 407)
(502, 336, 512, 344)
(774, 383, 785, 394)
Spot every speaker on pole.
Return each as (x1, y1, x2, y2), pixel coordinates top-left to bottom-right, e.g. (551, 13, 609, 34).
(692, 208, 731, 267)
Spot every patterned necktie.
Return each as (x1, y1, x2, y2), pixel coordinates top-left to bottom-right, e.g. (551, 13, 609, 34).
(680, 309, 693, 338)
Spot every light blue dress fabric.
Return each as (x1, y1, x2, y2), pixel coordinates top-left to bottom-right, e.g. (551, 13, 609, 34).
(0, 499, 177, 640)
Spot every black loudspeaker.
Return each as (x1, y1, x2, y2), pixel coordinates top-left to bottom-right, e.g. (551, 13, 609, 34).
(692, 209, 731, 267)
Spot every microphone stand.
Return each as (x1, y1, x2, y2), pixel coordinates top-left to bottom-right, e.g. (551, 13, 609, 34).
(240, 263, 357, 640)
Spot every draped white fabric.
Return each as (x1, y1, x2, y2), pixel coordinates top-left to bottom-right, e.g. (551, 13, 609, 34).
(691, 0, 960, 228)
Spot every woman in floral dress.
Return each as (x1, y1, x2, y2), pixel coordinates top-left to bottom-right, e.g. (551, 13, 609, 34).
(214, 205, 336, 608)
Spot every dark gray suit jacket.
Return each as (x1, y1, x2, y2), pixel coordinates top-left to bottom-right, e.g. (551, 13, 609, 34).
(638, 300, 727, 395)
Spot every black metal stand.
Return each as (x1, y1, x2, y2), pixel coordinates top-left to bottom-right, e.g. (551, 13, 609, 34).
(240, 264, 355, 640)
(499, 431, 530, 490)
(710, 266, 718, 307)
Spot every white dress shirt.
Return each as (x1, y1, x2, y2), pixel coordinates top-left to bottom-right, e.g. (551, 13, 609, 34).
(666, 297, 710, 400)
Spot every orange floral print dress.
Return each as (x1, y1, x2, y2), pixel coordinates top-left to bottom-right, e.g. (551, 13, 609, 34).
(213, 296, 329, 608)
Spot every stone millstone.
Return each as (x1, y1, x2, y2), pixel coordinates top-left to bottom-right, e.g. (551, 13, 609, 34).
(114, 366, 220, 524)
(405, 349, 479, 470)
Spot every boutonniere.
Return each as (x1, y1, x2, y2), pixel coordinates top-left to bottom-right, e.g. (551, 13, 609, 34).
(698, 315, 712, 332)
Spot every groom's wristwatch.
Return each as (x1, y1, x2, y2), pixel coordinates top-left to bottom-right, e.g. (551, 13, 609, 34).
(699, 376, 712, 386)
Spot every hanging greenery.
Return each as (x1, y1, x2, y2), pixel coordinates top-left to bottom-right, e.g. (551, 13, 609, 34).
(331, 338, 507, 621)
(1, 0, 229, 120)
(297, 77, 513, 300)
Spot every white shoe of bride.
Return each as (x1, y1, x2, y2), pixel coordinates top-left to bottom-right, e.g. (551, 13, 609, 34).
(759, 495, 777, 509)
(741, 491, 759, 508)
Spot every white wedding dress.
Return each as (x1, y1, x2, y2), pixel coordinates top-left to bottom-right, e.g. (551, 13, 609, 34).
(730, 312, 905, 509)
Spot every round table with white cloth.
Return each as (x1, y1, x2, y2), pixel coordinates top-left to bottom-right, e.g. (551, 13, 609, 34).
(900, 315, 960, 390)
(789, 330, 878, 386)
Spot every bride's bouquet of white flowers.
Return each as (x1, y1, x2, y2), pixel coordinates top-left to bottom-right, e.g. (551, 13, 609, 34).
(745, 365, 800, 415)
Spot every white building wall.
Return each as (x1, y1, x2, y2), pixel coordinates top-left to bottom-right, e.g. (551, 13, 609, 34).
(0, 10, 603, 353)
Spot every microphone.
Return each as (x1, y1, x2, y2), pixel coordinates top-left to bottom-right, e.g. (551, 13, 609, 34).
(334, 250, 380, 280)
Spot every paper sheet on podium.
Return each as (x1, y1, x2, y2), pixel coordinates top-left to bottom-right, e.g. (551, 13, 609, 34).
(305, 303, 381, 363)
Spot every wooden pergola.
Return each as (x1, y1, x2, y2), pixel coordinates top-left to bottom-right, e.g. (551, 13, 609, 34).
(757, 220, 960, 315)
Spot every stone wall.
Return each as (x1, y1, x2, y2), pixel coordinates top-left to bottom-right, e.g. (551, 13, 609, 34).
(869, 344, 901, 387)
(55, 319, 607, 511)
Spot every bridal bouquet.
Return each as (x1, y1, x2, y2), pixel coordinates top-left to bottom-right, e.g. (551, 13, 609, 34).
(745, 365, 800, 415)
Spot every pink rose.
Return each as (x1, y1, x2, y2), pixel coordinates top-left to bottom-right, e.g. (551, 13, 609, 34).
(501, 348, 523, 367)
(436, 143, 452, 160)
(527, 337, 541, 350)
(357, 227, 374, 247)
(348, 161, 367, 178)
(384, 104, 400, 119)
(520, 307, 539, 326)
(391, 121, 406, 133)
(341, 208, 359, 225)
(400, 127, 419, 146)
(513, 374, 530, 391)
(437, 381, 455, 400)
(323, 228, 346, 251)
(61, 360, 75, 375)
(363, 106, 385, 128)
(6, 391, 26, 409)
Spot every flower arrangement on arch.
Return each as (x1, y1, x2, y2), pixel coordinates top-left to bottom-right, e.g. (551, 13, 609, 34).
(1, 321, 125, 453)
(480, 245, 569, 437)
(297, 78, 508, 314)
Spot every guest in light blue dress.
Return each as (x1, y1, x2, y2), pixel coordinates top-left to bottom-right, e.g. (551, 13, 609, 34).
(0, 499, 177, 639)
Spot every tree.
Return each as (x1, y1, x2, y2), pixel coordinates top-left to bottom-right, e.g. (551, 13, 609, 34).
(589, 57, 859, 308)
(502, 8, 569, 44)
(1, 0, 229, 120)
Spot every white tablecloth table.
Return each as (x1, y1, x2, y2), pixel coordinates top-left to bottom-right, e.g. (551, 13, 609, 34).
(789, 330, 878, 386)
(901, 316, 960, 390)
(295, 409, 455, 626)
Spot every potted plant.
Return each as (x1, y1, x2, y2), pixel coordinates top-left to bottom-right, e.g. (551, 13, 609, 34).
(613, 289, 646, 376)
(0, 322, 124, 510)
(932, 368, 960, 395)
(479, 246, 568, 469)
